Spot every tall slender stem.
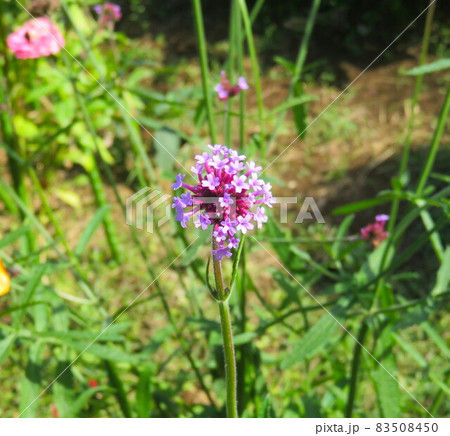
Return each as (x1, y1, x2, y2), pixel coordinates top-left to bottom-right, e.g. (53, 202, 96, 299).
(238, 0, 265, 154)
(192, 0, 218, 144)
(415, 86, 450, 194)
(218, 301, 238, 418)
(345, 322, 368, 417)
(212, 238, 238, 417)
(267, 0, 321, 150)
(375, 0, 437, 301)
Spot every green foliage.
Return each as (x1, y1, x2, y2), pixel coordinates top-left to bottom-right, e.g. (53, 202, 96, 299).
(0, 0, 448, 419)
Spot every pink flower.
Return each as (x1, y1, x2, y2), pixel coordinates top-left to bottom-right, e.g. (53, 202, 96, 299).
(214, 71, 249, 102)
(94, 3, 122, 29)
(172, 145, 274, 260)
(7, 18, 65, 60)
(361, 215, 390, 248)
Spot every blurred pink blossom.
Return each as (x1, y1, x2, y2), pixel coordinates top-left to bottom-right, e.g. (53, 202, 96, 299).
(361, 214, 390, 248)
(215, 71, 249, 101)
(94, 3, 122, 29)
(7, 17, 65, 60)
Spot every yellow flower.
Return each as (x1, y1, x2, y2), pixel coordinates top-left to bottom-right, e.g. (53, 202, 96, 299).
(0, 259, 11, 296)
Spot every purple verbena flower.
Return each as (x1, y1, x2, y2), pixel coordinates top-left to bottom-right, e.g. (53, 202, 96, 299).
(375, 214, 390, 223)
(214, 71, 249, 102)
(194, 214, 211, 230)
(202, 173, 220, 190)
(254, 207, 268, 229)
(172, 145, 275, 259)
(172, 173, 186, 190)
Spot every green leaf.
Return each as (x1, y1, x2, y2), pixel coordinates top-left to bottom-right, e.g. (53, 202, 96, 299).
(391, 333, 427, 368)
(13, 265, 46, 329)
(421, 322, 450, 358)
(19, 342, 44, 418)
(418, 207, 444, 262)
(180, 230, 209, 267)
(404, 59, 450, 76)
(208, 331, 257, 346)
(333, 195, 394, 215)
(105, 361, 132, 417)
(35, 329, 125, 343)
(261, 394, 276, 418)
(60, 340, 145, 364)
(0, 333, 16, 366)
(153, 128, 181, 174)
(274, 56, 295, 73)
(129, 87, 183, 105)
(281, 301, 348, 369)
(431, 246, 450, 297)
(0, 226, 30, 249)
(372, 357, 401, 418)
(0, 301, 48, 318)
(136, 366, 152, 417)
(292, 81, 308, 138)
(71, 386, 108, 417)
(266, 94, 317, 117)
(52, 360, 75, 418)
(75, 205, 111, 256)
(13, 115, 39, 139)
(332, 215, 354, 258)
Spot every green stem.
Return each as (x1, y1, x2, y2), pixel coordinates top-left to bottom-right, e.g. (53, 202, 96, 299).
(212, 238, 238, 417)
(376, 1, 437, 300)
(267, 0, 321, 150)
(415, 86, 450, 195)
(192, 0, 218, 144)
(218, 301, 238, 418)
(345, 322, 368, 417)
(396, 0, 437, 191)
(225, 99, 232, 146)
(231, 0, 246, 150)
(238, 0, 265, 154)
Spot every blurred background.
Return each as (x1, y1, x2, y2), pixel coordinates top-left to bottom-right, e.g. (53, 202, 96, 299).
(0, 0, 449, 419)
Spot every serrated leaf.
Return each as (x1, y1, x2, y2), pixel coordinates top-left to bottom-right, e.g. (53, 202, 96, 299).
(60, 340, 145, 364)
(372, 357, 401, 418)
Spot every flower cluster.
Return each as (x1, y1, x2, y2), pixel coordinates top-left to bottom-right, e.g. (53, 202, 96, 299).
(7, 18, 65, 60)
(0, 260, 11, 297)
(94, 3, 122, 29)
(215, 71, 249, 102)
(361, 214, 390, 248)
(172, 145, 275, 260)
